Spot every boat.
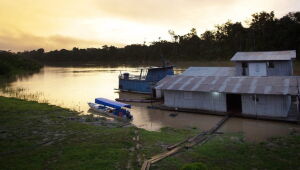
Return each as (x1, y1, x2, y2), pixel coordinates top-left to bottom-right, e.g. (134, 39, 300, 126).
(115, 98, 158, 103)
(118, 65, 174, 94)
(88, 98, 133, 120)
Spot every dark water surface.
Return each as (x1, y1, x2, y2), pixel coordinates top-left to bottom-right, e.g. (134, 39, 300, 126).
(1, 66, 299, 142)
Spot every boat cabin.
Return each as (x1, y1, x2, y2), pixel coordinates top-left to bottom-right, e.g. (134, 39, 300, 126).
(119, 66, 174, 94)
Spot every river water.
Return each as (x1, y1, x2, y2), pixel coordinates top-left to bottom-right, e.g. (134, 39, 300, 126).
(1, 66, 299, 142)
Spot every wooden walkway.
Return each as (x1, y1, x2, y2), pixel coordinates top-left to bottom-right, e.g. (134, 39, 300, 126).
(141, 115, 231, 170)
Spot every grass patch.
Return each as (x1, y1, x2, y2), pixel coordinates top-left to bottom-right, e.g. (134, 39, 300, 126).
(154, 133, 300, 170)
(0, 96, 196, 169)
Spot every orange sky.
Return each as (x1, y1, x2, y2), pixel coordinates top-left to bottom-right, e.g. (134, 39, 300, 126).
(0, 0, 299, 52)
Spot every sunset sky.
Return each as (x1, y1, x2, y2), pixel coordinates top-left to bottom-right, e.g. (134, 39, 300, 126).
(0, 0, 300, 52)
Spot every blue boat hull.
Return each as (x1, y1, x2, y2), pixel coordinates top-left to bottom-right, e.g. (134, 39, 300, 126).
(119, 79, 154, 94)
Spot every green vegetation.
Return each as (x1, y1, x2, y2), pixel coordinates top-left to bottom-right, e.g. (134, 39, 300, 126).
(0, 96, 299, 170)
(0, 96, 196, 169)
(0, 51, 41, 80)
(20, 11, 300, 65)
(154, 133, 300, 170)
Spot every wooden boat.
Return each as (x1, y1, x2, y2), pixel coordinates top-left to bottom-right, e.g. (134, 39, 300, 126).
(88, 98, 133, 120)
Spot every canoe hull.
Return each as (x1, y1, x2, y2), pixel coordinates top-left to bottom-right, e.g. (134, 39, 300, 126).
(88, 102, 132, 121)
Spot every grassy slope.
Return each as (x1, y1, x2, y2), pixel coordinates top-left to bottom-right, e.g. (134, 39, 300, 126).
(0, 97, 197, 170)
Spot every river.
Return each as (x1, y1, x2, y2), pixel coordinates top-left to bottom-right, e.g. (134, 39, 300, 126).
(1, 66, 299, 142)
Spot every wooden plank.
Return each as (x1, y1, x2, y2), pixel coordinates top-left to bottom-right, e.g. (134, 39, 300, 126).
(141, 160, 150, 170)
(207, 115, 230, 134)
(140, 115, 231, 170)
(150, 147, 183, 164)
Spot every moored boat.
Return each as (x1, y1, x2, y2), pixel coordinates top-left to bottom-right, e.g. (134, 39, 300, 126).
(88, 98, 133, 120)
(118, 65, 174, 94)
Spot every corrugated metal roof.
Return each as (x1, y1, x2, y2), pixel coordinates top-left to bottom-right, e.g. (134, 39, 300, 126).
(155, 75, 300, 95)
(181, 67, 235, 76)
(231, 50, 296, 61)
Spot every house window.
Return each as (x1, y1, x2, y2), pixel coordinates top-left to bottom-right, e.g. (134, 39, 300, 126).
(267, 61, 275, 68)
(267, 61, 274, 68)
(242, 62, 248, 76)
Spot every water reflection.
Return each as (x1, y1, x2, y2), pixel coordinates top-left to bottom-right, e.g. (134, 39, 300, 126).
(1, 66, 299, 142)
(219, 118, 300, 141)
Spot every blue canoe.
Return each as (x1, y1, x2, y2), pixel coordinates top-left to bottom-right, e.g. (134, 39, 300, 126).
(95, 98, 131, 109)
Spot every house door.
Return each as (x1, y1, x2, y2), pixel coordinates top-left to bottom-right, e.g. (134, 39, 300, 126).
(226, 94, 242, 114)
(249, 63, 267, 76)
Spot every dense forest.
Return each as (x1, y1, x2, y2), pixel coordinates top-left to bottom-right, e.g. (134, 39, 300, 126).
(19, 11, 300, 65)
(0, 51, 41, 77)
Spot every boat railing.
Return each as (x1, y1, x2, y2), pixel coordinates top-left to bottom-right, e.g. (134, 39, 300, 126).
(119, 74, 146, 80)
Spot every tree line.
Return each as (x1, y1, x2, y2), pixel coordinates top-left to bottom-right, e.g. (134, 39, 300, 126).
(19, 11, 300, 65)
(0, 51, 41, 77)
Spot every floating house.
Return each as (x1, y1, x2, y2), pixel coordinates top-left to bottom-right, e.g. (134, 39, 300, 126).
(154, 50, 300, 121)
(232, 51, 296, 76)
(118, 66, 174, 94)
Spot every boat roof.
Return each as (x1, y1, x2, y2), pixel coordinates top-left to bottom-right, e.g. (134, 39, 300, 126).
(148, 66, 174, 70)
(95, 98, 131, 109)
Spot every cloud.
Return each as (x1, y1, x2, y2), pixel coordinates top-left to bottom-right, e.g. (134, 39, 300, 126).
(95, 0, 239, 25)
(0, 31, 106, 52)
(0, 0, 299, 51)
(94, 0, 300, 32)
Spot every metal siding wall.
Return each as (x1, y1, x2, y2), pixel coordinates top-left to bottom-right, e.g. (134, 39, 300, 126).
(241, 95, 256, 115)
(164, 91, 227, 112)
(236, 61, 293, 76)
(164, 91, 175, 107)
(235, 62, 242, 76)
(290, 60, 294, 75)
(242, 94, 291, 117)
(155, 89, 162, 98)
(212, 92, 227, 112)
(267, 61, 292, 76)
